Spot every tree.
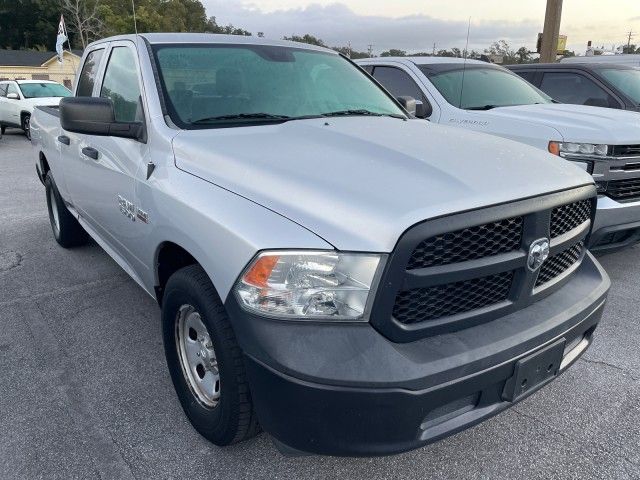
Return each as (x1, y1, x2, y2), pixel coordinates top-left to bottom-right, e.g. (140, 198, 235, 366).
(206, 16, 251, 35)
(380, 48, 406, 57)
(332, 46, 369, 59)
(283, 34, 326, 46)
(622, 44, 638, 54)
(58, 0, 104, 49)
(515, 46, 532, 64)
(485, 39, 518, 64)
(0, 0, 61, 50)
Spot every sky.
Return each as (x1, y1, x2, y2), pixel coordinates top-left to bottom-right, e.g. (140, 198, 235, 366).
(202, 0, 640, 55)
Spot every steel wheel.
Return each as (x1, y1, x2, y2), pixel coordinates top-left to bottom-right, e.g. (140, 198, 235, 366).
(175, 304, 221, 408)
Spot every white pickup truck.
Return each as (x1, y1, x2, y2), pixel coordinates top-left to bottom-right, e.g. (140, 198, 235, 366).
(30, 34, 609, 456)
(358, 57, 640, 252)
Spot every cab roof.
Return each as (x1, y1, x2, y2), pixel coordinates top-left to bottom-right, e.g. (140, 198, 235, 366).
(86, 33, 335, 55)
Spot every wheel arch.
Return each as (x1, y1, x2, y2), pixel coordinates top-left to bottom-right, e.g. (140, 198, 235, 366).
(154, 241, 217, 306)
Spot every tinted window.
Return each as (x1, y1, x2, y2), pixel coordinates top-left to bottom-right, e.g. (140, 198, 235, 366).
(425, 66, 551, 109)
(152, 45, 405, 128)
(0, 83, 7, 97)
(100, 47, 143, 123)
(540, 72, 619, 108)
(373, 66, 425, 102)
(18, 82, 71, 98)
(599, 68, 640, 105)
(514, 71, 537, 84)
(76, 49, 104, 97)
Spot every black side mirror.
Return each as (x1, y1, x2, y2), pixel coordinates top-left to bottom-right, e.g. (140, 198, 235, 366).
(60, 97, 144, 141)
(396, 96, 417, 116)
(415, 100, 433, 119)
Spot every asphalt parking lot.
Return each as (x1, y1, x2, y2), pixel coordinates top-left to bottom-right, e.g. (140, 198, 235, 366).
(1, 130, 639, 480)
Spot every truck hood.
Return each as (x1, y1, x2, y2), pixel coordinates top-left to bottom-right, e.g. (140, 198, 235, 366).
(172, 117, 593, 252)
(485, 103, 640, 144)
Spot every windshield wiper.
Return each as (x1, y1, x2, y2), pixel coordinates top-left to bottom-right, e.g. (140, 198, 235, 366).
(466, 105, 501, 111)
(321, 109, 405, 119)
(192, 113, 291, 124)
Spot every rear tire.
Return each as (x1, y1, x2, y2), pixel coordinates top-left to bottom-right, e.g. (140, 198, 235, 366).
(162, 264, 260, 446)
(0, 125, 5, 135)
(22, 114, 31, 140)
(45, 173, 88, 248)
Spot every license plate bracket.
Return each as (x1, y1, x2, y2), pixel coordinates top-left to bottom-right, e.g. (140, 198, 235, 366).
(502, 339, 566, 402)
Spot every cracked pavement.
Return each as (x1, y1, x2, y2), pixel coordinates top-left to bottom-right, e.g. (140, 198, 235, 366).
(1, 131, 639, 479)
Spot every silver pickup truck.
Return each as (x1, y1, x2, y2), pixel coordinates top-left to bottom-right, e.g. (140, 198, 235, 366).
(31, 33, 610, 457)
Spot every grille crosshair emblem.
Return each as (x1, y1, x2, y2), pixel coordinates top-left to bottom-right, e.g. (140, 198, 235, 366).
(528, 238, 550, 272)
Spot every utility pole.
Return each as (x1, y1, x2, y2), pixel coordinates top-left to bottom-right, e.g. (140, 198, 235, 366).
(432, 43, 436, 55)
(367, 44, 373, 57)
(626, 30, 635, 53)
(540, 0, 563, 63)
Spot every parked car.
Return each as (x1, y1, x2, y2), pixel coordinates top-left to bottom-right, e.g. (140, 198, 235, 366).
(358, 57, 640, 252)
(0, 80, 71, 139)
(560, 54, 640, 67)
(508, 63, 640, 112)
(31, 34, 610, 457)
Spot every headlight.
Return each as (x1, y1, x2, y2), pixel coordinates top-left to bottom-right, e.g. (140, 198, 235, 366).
(234, 251, 385, 321)
(548, 141, 609, 157)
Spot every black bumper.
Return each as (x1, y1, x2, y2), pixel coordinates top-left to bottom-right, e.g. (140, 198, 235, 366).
(226, 252, 609, 456)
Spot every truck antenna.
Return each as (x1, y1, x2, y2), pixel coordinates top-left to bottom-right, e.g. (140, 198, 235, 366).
(131, 0, 138, 35)
(458, 17, 471, 109)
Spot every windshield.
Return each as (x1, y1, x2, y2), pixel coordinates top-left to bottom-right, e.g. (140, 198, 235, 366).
(18, 82, 71, 98)
(424, 66, 552, 110)
(599, 68, 640, 105)
(152, 44, 406, 128)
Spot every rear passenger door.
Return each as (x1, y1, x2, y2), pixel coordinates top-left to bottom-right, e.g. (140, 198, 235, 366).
(539, 71, 623, 108)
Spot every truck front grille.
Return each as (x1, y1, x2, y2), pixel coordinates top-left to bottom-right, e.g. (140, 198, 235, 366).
(550, 200, 591, 238)
(370, 188, 596, 342)
(393, 271, 513, 324)
(407, 217, 522, 269)
(607, 178, 640, 202)
(535, 241, 584, 288)
(611, 144, 640, 157)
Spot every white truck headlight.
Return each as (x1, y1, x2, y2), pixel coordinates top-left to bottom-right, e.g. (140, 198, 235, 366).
(234, 251, 385, 321)
(548, 141, 609, 157)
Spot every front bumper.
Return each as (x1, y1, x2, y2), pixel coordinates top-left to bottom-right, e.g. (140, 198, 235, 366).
(226, 252, 609, 456)
(590, 195, 640, 252)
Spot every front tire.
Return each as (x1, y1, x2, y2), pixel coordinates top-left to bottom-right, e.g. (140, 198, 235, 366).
(162, 265, 260, 446)
(45, 173, 88, 248)
(22, 114, 31, 140)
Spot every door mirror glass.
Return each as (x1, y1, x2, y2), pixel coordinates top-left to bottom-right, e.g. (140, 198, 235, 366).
(60, 97, 143, 140)
(397, 95, 417, 115)
(6, 92, 19, 100)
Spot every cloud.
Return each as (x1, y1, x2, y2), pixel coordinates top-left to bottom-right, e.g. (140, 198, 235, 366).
(202, 1, 540, 53)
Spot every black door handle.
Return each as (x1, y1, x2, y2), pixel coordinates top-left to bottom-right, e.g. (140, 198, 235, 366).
(57, 135, 70, 145)
(81, 147, 99, 160)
